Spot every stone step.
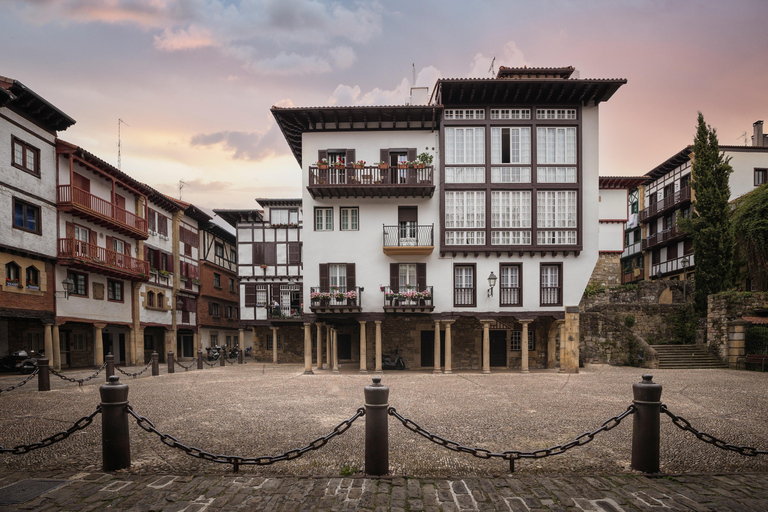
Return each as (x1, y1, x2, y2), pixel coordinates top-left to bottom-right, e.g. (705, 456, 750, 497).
(650, 344, 728, 369)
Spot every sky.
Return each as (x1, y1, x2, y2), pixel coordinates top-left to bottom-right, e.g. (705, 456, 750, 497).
(2, 0, 767, 211)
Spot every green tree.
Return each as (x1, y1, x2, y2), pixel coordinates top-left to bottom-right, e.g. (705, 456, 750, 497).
(732, 184, 768, 290)
(679, 113, 734, 314)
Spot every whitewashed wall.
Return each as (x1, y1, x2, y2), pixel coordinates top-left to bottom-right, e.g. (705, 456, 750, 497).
(726, 150, 768, 200)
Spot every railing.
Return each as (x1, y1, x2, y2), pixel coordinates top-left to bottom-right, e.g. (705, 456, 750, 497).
(454, 287, 474, 306)
(639, 186, 691, 222)
(309, 286, 363, 308)
(382, 286, 433, 308)
(58, 238, 149, 277)
(651, 253, 694, 277)
(58, 185, 147, 234)
(621, 241, 642, 258)
(642, 225, 685, 250)
(541, 287, 561, 306)
(383, 225, 434, 247)
(309, 165, 433, 187)
(267, 307, 303, 320)
(500, 286, 521, 306)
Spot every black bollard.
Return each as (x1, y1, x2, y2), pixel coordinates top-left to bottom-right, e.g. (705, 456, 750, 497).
(151, 352, 159, 376)
(167, 351, 175, 374)
(197, 350, 203, 370)
(364, 376, 389, 476)
(220, 352, 225, 367)
(100, 375, 130, 471)
(106, 353, 115, 381)
(37, 357, 50, 392)
(238, 349, 244, 364)
(631, 374, 662, 473)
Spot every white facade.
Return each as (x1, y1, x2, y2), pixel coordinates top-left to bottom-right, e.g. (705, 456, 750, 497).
(598, 188, 629, 253)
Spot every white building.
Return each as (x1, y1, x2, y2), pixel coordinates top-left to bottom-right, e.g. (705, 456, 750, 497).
(270, 66, 626, 373)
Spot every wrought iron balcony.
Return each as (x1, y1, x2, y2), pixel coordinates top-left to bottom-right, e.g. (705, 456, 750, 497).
(642, 225, 686, 250)
(309, 286, 363, 313)
(58, 238, 149, 280)
(58, 185, 148, 239)
(382, 286, 434, 313)
(307, 165, 435, 199)
(639, 186, 691, 223)
(382, 224, 434, 255)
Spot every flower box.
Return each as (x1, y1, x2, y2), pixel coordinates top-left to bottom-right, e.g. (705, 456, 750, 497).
(379, 163, 389, 170)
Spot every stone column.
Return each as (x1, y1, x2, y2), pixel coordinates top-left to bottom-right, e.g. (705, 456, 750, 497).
(131, 281, 142, 365)
(520, 319, 532, 374)
(547, 321, 560, 369)
(52, 324, 61, 370)
(481, 320, 492, 374)
(563, 307, 580, 374)
(271, 326, 279, 363)
(239, 328, 245, 353)
(558, 321, 567, 373)
(193, 331, 201, 358)
(433, 320, 442, 374)
(359, 321, 368, 374)
(316, 323, 324, 370)
(326, 325, 332, 371)
(43, 323, 53, 365)
(94, 323, 106, 366)
(728, 319, 749, 368)
(444, 321, 454, 374)
(332, 328, 339, 374)
(303, 323, 313, 374)
(374, 321, 382, 373)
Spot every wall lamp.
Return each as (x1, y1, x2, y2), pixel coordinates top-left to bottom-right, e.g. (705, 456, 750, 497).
(487, 272, 497, 297)
(61, 276, 74, 299)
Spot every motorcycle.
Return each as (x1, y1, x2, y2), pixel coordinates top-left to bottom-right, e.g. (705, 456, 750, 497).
(382, 348, 406, 370)
(0, 349, 42, 374)
(206, 346, 221, 361)
(228, 346, 239, 359)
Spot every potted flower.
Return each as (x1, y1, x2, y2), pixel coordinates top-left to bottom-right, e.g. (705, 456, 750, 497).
(26, 280, 40, 291)
(385, 290, 396, 305)
(344, 290, 358, 305)
(333, 290, 345, 301)
(315, 158, 329, 170)
(378, 161, 389, 170)
(397, 160, 409, 169)
(5, 277, 19, 288)
(158, 269, 171, 278)
(416, 152, 433, 169)
(353, 160, 366, 169)
(334, 158, 345, 169)
(420, 289, 432, 305)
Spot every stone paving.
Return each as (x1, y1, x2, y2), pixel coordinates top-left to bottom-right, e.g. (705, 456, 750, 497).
(2, 469, 768, 511)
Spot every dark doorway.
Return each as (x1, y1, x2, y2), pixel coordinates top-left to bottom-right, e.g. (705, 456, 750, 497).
(420, 330, 445, 368)
(489, 330, 507, 367)
(59, 331, 70, 367)
(177, 334, 194, 358)
(338, 333, 352, 360)
(118, 333, 126, 364)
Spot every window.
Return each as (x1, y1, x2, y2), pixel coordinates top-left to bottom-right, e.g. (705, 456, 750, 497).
(256, 285, 267, 307)
(12, 137, 40, 175)
(491, 231, 531, 245)
(444, 109, 485, 120)
(329, 264, 347, 290)
(454, 265, 475, 307)
(147, 291, 155, 308)
(215, 242, 224, 257)
(108, 280, 123, 301)
(214, 273, 221, 288)
(267, 334, 283, 351)
(537, 127, 576, 164)
(540, 264, 562, 306)
(490, 109, 530, 119)
(445, 191, 485, 229)
(157, 292, 165, 308)
(445, 127, 485, 164)
(537, 191, 577, 245)
(500, 264, 522, 306)
(25, 266, 39, 288)
(491, 127, 531, 164)
(491, 167, 530, 183)
(537, 167, 577, 183)
(445, 231, 486, 245)
(5, 262, 20, 286)
(270, 209, 299, 225)
(13, 198, 41, 234)
(230, 249, 237, 263)
(536, 109, 576, 120)
(72, 333, 86, 352)
(399, 264, 417, 288)
(229, 278, 235, 292)
(445, 167, 485, 183)
(68, 272, 87, 296)
(314, 207, 333, 231)
(340, 207, 358, 231)
(756, 168, 767, 186)
(211, 303, 220, 316)
(492, 191, 531, 229)
(511, 330, 535, 351)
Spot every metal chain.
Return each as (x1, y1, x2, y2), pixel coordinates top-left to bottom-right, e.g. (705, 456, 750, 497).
(388, 405, 635, 472)
(225, 356, 239, 364)
(128, 404, 365, 472)
(115, 360, 154, 378)
(49, 362, 108, 387)
(0, 406, 101, 454)
(0, 368, 39, 394)
(202, 358, 218, 367)
(174, 357, 198, 371)
(661, 404, 768, 456)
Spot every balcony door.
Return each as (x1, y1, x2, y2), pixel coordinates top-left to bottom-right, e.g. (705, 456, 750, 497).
(398, 206, 417, 245)
(74, 225, 90, 257)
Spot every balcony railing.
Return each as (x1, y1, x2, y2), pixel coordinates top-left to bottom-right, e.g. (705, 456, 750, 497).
(541, 287, 561, 306)
(642, 225, 685, 250)
(500, 286, 521, 306)
(307, 165, 435, 199)
(382, 286, 434, 312)
(454, 287, 474, 306)
(267, 307, 303, 320)
(58, 185, 148, 238)
(621, 241, 642, 258)
(651, 253, 694, 277)
(58, 238, 149, 279)
(309, 286, 363, 311)
(639, 186, 691, 222)
(382, 224, 434, 255)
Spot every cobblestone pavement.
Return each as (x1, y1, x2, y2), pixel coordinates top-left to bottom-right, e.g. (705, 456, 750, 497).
(1, 469, 768, 511)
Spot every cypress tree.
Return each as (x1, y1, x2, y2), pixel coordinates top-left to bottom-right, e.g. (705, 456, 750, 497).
(679, 113, 734, 314)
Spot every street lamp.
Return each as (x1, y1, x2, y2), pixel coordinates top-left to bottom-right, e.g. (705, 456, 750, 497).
(487, 272, 497, 297)
(61, 276, 74, 299)
(681, 257, 690, 302)
(176, 297, 184, 310)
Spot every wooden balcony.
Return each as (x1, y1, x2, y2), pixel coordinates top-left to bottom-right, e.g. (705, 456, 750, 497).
(307, 165, 435, 199)
(382, 225, 434, 255)
(58, 238, 149, 281)
(309, 287, 363, 314)
(639, 186, 691, 223)
(651, 253, 694, 278)
(58, 185, 148, 239)
(382, 286, 434, 313)
(642, 225, 686, 250)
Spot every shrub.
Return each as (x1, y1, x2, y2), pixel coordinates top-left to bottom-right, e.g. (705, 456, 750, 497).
(745, 326, 768, 355)
(624, 315, 636, 329)
(584, 282, 606, 298)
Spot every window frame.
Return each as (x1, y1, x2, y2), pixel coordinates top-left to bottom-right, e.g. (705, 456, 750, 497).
(11, 136, 41, 176)
(340, 207, 359, 231)
(314, 207, 333, 231)
(453, 264, 476, 307)
(539, 263, 563, 307)
(12, 197, 42, 235)
(755, 168, 767, 186)
(215, 242, 224, 258)
(214, 272, 221, 288)
(510, 329, 535, 351)
(499, 263, 523, 307)
(107, 279, 124, 302)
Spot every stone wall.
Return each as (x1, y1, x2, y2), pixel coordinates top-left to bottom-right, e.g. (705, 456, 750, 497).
(707, 292, 768, 362)
(588, 253, 621, 287)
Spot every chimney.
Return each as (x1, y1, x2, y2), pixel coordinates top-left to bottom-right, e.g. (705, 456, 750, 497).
(408, 87, 429, 105)
(753, 120, 766, 147)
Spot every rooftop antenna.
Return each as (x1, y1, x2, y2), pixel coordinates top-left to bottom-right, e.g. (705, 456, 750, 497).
(489, 56, 496, 78)
(737, 131, 747, 146)
(117, 118, 129, 170)
(412, 63, 416, 85)
(179, 179, 187, 201)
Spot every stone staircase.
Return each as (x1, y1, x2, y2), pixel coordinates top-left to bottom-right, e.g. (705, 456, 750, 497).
(650, 344, 728, 369)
